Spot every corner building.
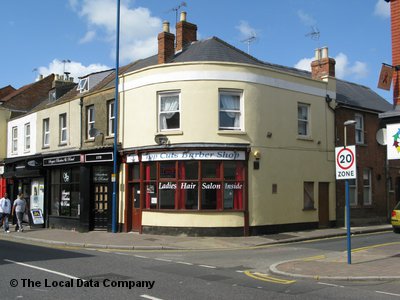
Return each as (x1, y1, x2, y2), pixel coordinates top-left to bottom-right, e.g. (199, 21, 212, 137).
(119, 14, 336, 236)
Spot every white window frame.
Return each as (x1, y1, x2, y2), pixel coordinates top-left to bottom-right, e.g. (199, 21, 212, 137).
(108, 100, 115, 137)
(87, 105, 95, 139)
(355, 113, 364, 144)
(77, 78, 89, 93)
(12, 126, 18, 154)
(219, 89, 243, 131)
(363, 168, 372, 205)
(43, 118, 50, 148)
(158, 91, 180, 132)
(59, 113, 68, 145)
(298, 103, 310, 137)
(24, 123, 30, 152)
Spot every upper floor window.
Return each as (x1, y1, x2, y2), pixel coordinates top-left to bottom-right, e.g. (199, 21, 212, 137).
(59, 113, 67, 145)
(355, 113, 364, 144)
(87, 105, 95, 139)
(298, 103, 310, 137)
(24, 123, 30, 152)
(43, 118, 50, 148)
(12, 126, 18, 154)
(107, 100, 115, 136)
(159, 92, 180, 131)
(219, 90, 242, 130)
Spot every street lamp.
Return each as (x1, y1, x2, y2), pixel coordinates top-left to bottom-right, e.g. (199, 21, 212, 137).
(343, 119, 357, 264)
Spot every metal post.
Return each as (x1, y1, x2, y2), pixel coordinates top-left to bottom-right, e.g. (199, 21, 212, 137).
(345, 179, 352, 264)
(112, 0, 121, 233)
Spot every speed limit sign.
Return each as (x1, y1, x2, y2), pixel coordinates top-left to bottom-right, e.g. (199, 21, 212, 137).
(335, 146, 356, 180)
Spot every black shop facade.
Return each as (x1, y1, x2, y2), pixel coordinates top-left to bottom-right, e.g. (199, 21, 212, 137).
(43, 149, 114, 232)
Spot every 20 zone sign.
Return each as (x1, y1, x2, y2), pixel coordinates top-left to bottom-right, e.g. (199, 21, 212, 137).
(335, 146, 356, 180)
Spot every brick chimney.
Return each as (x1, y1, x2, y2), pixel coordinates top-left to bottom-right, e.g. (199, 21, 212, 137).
(158, 21, 175, 64)
(176, 11, 197, 52)
(389, 0, 400, 107)
(311, 47, 336, 81)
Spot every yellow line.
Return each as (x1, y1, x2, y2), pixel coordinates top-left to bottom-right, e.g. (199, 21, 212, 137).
(244, 270, 296, 284)
(351, 241, 400, 253)
(301, 255, 326, 261)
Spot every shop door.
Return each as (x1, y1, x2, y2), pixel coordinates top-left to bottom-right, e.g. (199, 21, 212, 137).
(94, 183, 109, 229)
(131, 183, 141, 232)
(318, 182, 330, 228)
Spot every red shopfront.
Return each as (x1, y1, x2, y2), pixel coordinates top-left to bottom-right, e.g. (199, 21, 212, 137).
(125, 148, 248, 235)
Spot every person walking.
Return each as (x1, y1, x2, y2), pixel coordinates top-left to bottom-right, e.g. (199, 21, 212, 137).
(12, 193, 26, 232)
(0, 193, 11, 233)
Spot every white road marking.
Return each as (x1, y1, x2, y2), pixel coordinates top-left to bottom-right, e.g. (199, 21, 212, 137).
(318, 282, 344, 288)
(155, 258, 172, 262)
(4, 259, 85, 281)
(376, 291, 400, 297)
(134, 255, 149, 259)
(198, 264, 217, 269)
(140, 295, 164, 300)
(176, 261, 193, 265)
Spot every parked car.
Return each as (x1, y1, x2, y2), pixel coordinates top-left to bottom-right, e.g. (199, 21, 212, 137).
(392, 201, 400, 233)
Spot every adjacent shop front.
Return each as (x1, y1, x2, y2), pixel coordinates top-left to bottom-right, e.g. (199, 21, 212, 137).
(43, 150, 114, 232)
(124, 146, 249, 236)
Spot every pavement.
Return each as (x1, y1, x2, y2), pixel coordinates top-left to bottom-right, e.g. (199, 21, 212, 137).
(0, 223, 399, 281)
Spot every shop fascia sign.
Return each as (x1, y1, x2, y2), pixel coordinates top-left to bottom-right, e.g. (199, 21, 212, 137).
(127, 150, 246, 163)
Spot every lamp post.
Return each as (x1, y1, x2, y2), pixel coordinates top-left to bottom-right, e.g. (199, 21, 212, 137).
(112, 0, 121, 233)
(343, 119, 357, 264)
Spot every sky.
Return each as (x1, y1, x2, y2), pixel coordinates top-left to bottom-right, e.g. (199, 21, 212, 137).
(0, 0, 394, 103)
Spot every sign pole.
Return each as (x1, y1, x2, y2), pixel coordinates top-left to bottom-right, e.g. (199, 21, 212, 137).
(345, 179, 352, 264)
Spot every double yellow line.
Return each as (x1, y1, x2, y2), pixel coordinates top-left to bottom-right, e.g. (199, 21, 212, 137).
(244, 270, 296, 284)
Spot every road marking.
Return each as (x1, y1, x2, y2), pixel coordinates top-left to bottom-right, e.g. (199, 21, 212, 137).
(376, 291, 400, 297)
(199, 265, 217, 269)
(301, 255, 326, 261)
(244, 270, 296, 284)
(140, 295, 164, 300)
(176, 261, 193, 265)
(352, 241, 400, 253)
(134, 255, 149, 259)
(318, 282, 344, 288)
(4, 259, 85, 281)
(155, 258, 172, 262)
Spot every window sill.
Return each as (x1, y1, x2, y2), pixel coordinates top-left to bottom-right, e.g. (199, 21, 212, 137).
(156, 131, 183, 136)
(297, 136, 313, 142)
(58, 143, 67, 147)
(85, 139, 95, 143)
(303, 208, 316, 211)
(217, 130, 247, 135)
(105, 135, 115, 140)
(42, 146, 50, 150)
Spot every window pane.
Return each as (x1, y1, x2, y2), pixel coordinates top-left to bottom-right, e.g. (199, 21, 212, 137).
(219, 92, 241, 130)
(160, 162, 176, 178)
(201, 182, 221, 209)
(303, 182, 314, 209)
(202, 161, 220, 178)
(179, 161, 198, 179)
(159, 93, 180, 131)
(159, 186, 175, 209)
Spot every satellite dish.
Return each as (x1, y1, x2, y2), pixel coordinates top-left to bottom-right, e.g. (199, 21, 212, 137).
(154, 134, 169, 145)
(376, 128, 387, 146)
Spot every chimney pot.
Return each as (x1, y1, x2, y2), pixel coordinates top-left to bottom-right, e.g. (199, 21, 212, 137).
(163, 21, 170, 33)
(321, 47, 328, 59)
(180, 11, 187, 22)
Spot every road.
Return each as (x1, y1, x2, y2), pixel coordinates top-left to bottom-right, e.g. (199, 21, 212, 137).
(0, 232, 399, 299)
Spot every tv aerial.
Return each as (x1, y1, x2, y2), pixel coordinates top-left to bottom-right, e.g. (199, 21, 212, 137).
(241, 33, 258, 55)
(305, 26, 320, 41)
(168, 2, 187, 30)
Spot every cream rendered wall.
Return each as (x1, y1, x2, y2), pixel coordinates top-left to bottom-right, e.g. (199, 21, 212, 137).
(0, 108, 11, 159)
(35, 99, 81, 154)
(120, 62, 336, 228)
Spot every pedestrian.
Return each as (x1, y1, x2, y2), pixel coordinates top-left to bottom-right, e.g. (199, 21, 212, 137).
(0, 193, 11, 233)
(12, 193, 26, 232)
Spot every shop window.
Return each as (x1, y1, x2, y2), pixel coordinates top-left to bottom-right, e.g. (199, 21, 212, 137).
(128, 159, 245, 211)
(219, 90, 242, 131)
(50, 167, 80, 217)
(159, 92, 180, 131)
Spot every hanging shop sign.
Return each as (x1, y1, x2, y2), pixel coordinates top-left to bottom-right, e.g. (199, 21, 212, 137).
(127, 150, 246, 163)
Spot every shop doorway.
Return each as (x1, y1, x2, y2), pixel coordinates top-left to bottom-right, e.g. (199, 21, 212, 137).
(318, 182, 330, 228)
(93, 183, 109, 229)
(131, 183, 141, 232)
